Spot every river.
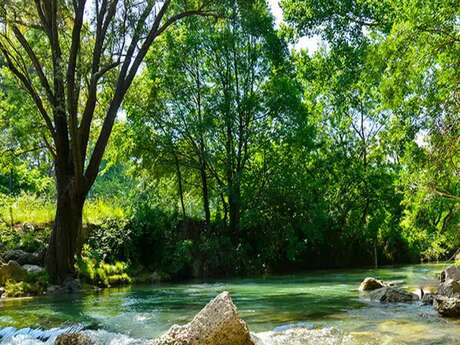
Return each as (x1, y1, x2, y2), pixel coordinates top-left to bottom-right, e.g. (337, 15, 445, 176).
(0, 263, 458, 344)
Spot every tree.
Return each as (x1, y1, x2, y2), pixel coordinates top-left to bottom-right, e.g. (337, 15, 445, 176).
(0, 0, 224, 284)
(126, 1, 291, 239)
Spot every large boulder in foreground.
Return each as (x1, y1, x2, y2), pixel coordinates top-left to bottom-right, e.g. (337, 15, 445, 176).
(440, 265, 460, 283)
(433, 295, 460, 317)
(153, 291, 254, 345)
(55, 333, 94, 345)
(359, 277, 385, 291)
(0, 260, 27, 285)
(438, 280, 460, 298)
(369, 287, 418, 303)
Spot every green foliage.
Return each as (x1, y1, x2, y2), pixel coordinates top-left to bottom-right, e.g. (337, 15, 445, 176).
(85, 218, 131, 263)
(0, 0, 459, 283)
(3, 271, 48, 298)
(76, 245, 131, 288)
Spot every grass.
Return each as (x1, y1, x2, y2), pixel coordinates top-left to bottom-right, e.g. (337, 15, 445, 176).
(0, 193, 126, 226)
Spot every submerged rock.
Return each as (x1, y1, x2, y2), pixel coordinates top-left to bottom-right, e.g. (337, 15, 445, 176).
(369, 287, 418, 303)
(153, 291, 254, 345)
(433, 295, 460, 317)
(359, 277, 385, 291)
(0, 260, 27, 285)
(252, 327, 379, 345)
(55, 333, 94, 345)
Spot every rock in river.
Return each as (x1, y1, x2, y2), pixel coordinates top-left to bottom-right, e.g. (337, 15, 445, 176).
(438, 280, 460, 298)
(433, 295, 460, 317)
(359, 277, 385, 291)
(440, 265, 460, 283)
(55, 333, 94, 345)
(369, 287, 418, 303)
(153, 291, 254, 345)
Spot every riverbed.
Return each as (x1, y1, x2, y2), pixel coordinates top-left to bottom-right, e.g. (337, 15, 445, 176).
(0, 263, 457, 344)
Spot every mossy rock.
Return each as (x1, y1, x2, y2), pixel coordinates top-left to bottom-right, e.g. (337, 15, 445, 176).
(0, 261, 27, 285)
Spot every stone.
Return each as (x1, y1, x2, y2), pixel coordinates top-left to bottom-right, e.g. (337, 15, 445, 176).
(421, 292, 434, 305)
(440, 265, 460, 283)
(21, 223, 35, 232)
(359, 277, 385, 291)
(63, 278, 81, 293)
(55, 333, 94, 345)
(22, 264, 45, 274)
(153, 291, 254, 345)
(151, 271, 162, 282)
(0, 286, 5, 298)
(437, 280, 460, 298)
(0, 249, 43, 265)
(47, 278, 81, 295)
(0, 261, 28, 285)
(369, 287, 418, 303)
(433, 295, 460, 317)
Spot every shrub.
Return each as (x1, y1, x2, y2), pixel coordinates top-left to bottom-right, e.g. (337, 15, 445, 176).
(3, 271, 48, 297)
(76, 245, 132, 287)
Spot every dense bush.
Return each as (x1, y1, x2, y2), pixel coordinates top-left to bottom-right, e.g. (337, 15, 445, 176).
(3, 271, 48, 298)
(76, 245, 131, 287)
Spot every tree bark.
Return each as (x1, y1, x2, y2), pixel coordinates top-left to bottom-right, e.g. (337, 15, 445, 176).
(46, 174, 85, 284)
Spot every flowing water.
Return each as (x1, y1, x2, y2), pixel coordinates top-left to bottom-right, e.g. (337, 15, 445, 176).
(0, 263, 458, 345)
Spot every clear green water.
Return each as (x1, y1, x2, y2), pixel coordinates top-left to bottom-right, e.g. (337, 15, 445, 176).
(1, 263, 459, 344)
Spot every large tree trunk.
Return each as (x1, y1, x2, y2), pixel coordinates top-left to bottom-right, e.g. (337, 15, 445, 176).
(46, 175, 85, 284)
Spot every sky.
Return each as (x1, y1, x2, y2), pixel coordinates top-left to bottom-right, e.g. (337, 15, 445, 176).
(267, 0, 321, 54)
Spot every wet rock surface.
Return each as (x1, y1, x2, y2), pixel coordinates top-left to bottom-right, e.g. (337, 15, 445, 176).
(433, 295, 460, 317)
(440, 265, 460, 283)
(55, 333, 94, 345)
(368, 286, 418, 303)
(358, 277, 385, 291)
(153, 291, 254, 345)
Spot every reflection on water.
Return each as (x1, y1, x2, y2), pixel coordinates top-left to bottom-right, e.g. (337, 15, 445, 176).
(1, 263, 459, 344)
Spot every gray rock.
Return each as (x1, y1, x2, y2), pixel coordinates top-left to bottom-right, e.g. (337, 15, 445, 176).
(22, 264, 44, 274)
(369, 287, 418, 303)
(434, 295, 460, 317)
(47, 278, 81, 295)
(153, 291, 254, 345)
(421, 292, 434, 305)
(0, 261, 28, 285)
(437, 280, 460, 298)
(55, 333, 94, 345)
(21, 223, 35, 232)
(1, 249, 44, 265)
(0, 286, 5, 298)
(440, 265, 460, 283)
(359, 277, 385, 291)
